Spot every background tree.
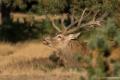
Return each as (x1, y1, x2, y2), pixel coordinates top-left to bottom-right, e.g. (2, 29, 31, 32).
(0, 0, 119, 42)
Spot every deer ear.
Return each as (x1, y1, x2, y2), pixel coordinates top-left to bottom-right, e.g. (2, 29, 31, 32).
(73, 32, 81, 39)
(68, 32, 81, 40)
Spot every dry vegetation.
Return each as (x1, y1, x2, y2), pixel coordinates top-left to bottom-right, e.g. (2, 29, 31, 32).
(0, 40, 119, 80)
(11, 13, 67, 24)
(0, 42, 88, 80)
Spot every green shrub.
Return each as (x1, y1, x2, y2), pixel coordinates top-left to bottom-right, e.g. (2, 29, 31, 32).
(88, 35, 108, 52)
(114, 31, 120, 46)
(113, 61, 120, 76)
(104, 18, 118, 40)
(0, 19, 53, 42)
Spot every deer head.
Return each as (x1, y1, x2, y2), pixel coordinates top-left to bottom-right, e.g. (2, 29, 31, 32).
(43, 8, 107, 49)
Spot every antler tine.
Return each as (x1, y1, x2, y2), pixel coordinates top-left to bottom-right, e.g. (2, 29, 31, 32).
(66, 17, 78, 30)
(78, 10, 101, 28)
(63, 8, 88, 34)
(84, 10, 92, 18)
(92, 10, 100, 22)
(77, 8, 88, 28)
(84, 10, 101, 28)
(61, 14, 67, 30)
(70, 14, 75, 24)
(97, 12, 109, 21)
(64, 9, 105, 34)
(47, 15, 61, 33)
(51, 19, 62, 32)
(64, 22, 99, 35)
(62, 14, 78, 34)
(65, 8, 87, 30)
(79, 10, 105, 28)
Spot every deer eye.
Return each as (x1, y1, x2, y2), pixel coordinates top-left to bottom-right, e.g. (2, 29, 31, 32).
(58, 35, 62, 38)
(56, 35, 62, 38)
(55, 35, 64, 41)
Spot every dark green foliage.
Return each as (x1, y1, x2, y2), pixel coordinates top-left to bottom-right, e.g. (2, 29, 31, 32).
(39, 18, 53, 35)
(113, 61, 120, 76)
(88, 36, 108, 53)
(36, 0, 67, 14)
(87, 17, 120, 50)
(104, 18, 118, 40)
(114, 32, 120, 46)
(1, 0, 119, 14)
(84, 54, 108, 79)
(0, 20, 52, 42)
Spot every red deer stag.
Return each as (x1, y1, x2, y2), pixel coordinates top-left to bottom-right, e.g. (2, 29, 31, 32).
(43, 8, 106, 67)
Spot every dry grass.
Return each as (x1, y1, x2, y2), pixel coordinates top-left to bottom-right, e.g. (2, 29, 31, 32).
(0, 41, 87, 80)
(10, 13, 68, 24)
(0, 41, 55, 68)
(0, 41, 120, 80)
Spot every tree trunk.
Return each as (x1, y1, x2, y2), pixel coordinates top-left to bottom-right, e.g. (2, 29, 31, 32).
(1, 1, 12, 24)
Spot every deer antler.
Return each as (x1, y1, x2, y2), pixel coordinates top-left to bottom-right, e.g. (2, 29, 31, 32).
(49, 8, 107, 35)
(61, 14, 67, 30)
(62, 8, 88, 34)
(51, 19, 62, 32)
(47, 15, 62, 33)
(77, 8, 88, 28)
(65, 9, 106, 34)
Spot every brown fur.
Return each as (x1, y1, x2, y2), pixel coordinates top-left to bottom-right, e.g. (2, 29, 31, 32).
(43, 35, 90, 68)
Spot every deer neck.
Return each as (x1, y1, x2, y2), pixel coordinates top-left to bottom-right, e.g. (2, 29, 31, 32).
(54, 39, 70, 50)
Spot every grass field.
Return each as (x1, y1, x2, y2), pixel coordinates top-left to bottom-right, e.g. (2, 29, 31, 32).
(0, 41, 89, 80)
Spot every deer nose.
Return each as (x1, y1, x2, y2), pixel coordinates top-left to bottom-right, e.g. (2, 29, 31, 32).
(43, 40, 49, 45)
(43, 38, 51, 45)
